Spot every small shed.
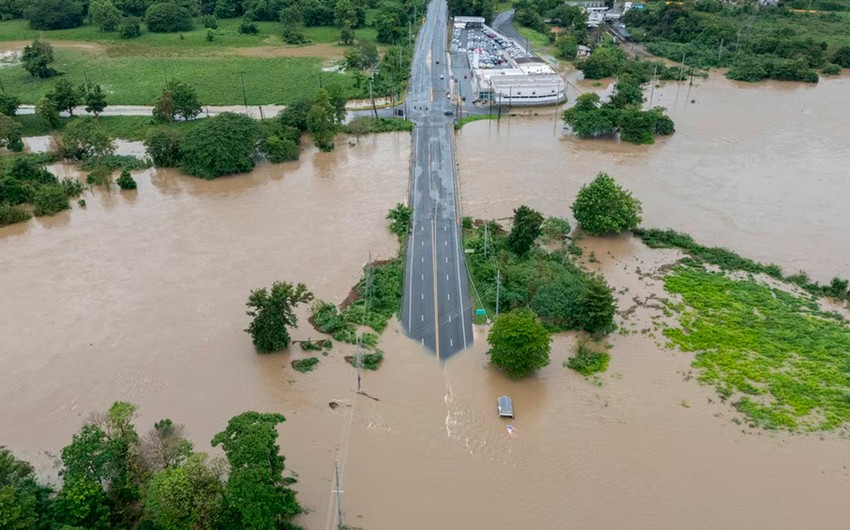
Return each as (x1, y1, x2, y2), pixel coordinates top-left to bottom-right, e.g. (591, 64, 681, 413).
(498, 396, 514, 418)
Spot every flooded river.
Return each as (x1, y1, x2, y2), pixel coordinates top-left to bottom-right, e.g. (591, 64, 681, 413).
(2, 76, 850, 529)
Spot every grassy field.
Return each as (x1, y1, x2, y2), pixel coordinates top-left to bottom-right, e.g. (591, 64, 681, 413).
(2, 49, 352, 105)
(663, 262, 850, 432)
(15, 114, 212, 140)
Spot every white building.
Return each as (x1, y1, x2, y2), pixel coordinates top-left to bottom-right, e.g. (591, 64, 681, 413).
(472, 61, 566, 106)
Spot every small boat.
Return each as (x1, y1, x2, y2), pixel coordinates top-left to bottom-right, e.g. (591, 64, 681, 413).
(498, 395, 513, 418)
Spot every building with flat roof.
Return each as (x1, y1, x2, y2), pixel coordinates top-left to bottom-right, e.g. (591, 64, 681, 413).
(453, 16, 485, 29)
(472, 68, 566, 106)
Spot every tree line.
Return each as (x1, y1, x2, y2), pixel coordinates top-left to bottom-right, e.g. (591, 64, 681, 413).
(0, 404, 302, 529)
(624, 2, 850, 83)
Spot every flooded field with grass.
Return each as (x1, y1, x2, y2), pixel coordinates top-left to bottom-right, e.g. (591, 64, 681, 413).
(2, 74, 850, 530)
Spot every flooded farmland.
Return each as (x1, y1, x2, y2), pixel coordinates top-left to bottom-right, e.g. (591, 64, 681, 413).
(2, 75, 850, 530)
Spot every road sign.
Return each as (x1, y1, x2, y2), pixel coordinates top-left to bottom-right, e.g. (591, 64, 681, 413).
(475, 309, 486, 316)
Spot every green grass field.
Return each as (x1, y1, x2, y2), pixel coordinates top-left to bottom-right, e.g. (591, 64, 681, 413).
(14, 114, 214, 140)
(2, 50, 353, 105)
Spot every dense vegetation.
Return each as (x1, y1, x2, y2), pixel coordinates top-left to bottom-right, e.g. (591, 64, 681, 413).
(565, 339, 610, 376)
(0, 403, 302, 529)
(662, 261, 850, 432)
(487, 308, 551, 377)
(512, 0, 589, 60)
(625, 1, 850, 82)
(0, 154, 84, 226)
(466, 206, 617, 334)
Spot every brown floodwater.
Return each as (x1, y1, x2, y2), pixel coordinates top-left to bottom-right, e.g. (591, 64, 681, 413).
(2, 76, 850, 530)
(458, 74, 850, 282)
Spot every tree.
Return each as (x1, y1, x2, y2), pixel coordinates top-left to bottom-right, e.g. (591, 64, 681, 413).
(35, 97, 61, 129)
(178, 112, 260, 179)
(571, 172, 643, 235)
(140, 419, 193, 472)
(53, 477, 111, 529)
(562, 93, 616, 138)
(0, 94, 19, 116)
(211, 412, 302, 528)
(0, 114, 24, 152)
(530, 273, 583, 330)
(608, 76, 644, 108)
(507, 205, 544, 256)
(25, 0, 84, 30)
(144, 452, 225, 530)
(22, 39, 56, 78)
(555, 34, 578, 60)
(144, 127, 182, 167)
(575, 274, 616, 334)
(47, 79, 81, 116)
(145, 2, 193, 32)
(153, 80, 201, 122)
(340, 21, 354, 45)
(261, 134, 300, 163)
(245, 281, 313, 353)
(118, 16, 142, 38)
(90, 0, 122, 31)
(116, 169, 137, 190)
(306, 89, 336, 152)
(576, 45, 625, 79)
(353, 39, 378, 69)
(82, 82, 108, 116)
(58, 117, 115, 160)
(486, 309, 551, 378)
(334, 0, 356, 27)
(0, 448, 53, 530)
(32, 185, 70, 216)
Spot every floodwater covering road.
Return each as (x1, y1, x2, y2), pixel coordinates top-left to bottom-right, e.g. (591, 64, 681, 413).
(2, 61, 850, 530)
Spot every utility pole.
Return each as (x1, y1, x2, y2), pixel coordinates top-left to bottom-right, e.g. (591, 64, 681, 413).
(334, 461, 344, 529)
(369, 75, 378, 119)
(717, 38, 724, 63)
(648, 63, 657, 108)
(678, 52, 686, 81)
(483, 221, 489, 260)
(495, 268, 500, 318)
(0, 75, 5, 93)
(240, 72, 248, 112)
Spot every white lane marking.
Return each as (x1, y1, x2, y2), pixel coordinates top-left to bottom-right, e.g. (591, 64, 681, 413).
(445, 257, 448, 263)
(421, 274, 424, 280)
(421, 293, 424, 300)
(444, 226, 447, 231)
(421, 314, 424, 322)
(421, 240, 424, 246)
(452, 224, 468, 348)
(448, 315, 452, 323)
(444, 241, 447, 246)
(448, 293, 451, 300)
(450, 338, 453, 347)
(421, 256, 424, 263)
(446, 274, 449, 280)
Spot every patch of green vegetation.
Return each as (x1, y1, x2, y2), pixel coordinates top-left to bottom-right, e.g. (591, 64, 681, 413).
(634, 228, 850, 302)
(80, 154, 150, 171)
(663, 262, 850, 432)
(341, 117, 414, 135)
(0, 154, 82, 224)
(291, 357, 320, 372)
(345, 351, 384, 370)
(565, 339, 610, 376)
(300, 339, 332, 351)
(3, 50, 351, 105)
(385, 202, 411, 242)
(517, 26, 551, 51)
(453, 114, 497, 129)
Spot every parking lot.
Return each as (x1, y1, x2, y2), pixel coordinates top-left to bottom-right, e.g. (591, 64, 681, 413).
(451, 26, 531, 71)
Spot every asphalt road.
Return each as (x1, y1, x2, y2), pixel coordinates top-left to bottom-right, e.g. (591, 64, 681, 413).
(400, 0, 474, 358)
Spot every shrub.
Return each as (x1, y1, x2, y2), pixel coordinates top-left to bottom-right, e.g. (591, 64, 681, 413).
(0, 94, 20, 116)
(821, 63, 841, 75)
(0, 204, 32, 226)
(238, 19, 258, 34)
(261, 135, 300, 163)
(386, 203, 411, 240)
(566, 340, 610, 376)
(86, 166, 113, 186)
(89, 0, 121, 31)
(345, 351, 383, 370)
(178, 113, 260, 179)
(33, 185, 70, 216)
(116, 170, 137, 190)
(540, 217, 571, 243)
(145, 127, 182, 167)
(291, 357, 319, 372)
(202, 14, 218, 29)
(118, 16, 142, 38)
(57, 118, 115, 161)
(22, 39, 56, 79)
(571, 172, 642, 235)
(145, 2, 193, 33)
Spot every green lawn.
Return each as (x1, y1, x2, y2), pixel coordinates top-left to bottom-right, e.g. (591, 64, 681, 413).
(2, 50, 352, 105)
(14, 114, 215, 140)
(517, 26, 552, 53)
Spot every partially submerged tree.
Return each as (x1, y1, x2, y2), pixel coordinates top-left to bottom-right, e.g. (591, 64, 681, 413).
(245, 281, 314, 353)
(178, 113, 260, 179)
(486, 309, 551, 378)
(306, 89, 336, 152)
(571, 172, 642, 235)
(57, 118, 115, 160)
(507, 205, 544, 256)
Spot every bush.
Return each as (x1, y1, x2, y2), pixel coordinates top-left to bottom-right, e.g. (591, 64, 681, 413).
(202, 14, 218, 29)
(261, 134, 300, 163)
(58, 118, 115, 161)
(22, 39, 56, 79)
(33, 185, 70, 216)
(25, 0, 83, 30)
(822, 63, 841, 75)
(145, 2, 193, 33)
(118, 16, 141, 38)
(144, 127, 182, 167)
(386, 203, 411, 240)
(0, 176, 34, 205)
(540, 217, 571, 242)
(345, 351, 383, 370)
(566, 340, 610, 376)
(0, 204, 32, 226)
(291, 357, 319, 372)
(486, 309, 551, 378)
(571, 172, 642, 235)
(86, 166, 113, 186)
(0, 94, 20, 116)
(178, 113, 260, 179)
(89, 0, 121, 31)
(238, 19, 258, 34)
(116, 169, 137, 190)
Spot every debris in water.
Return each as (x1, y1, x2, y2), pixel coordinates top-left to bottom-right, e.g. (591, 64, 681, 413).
(329, 401, 339, 410)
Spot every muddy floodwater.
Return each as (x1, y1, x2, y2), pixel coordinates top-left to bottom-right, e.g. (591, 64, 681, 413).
(2, 76, 850, 530)
(458, 74, 850, 282)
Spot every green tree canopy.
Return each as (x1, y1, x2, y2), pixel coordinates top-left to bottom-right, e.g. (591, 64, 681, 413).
(245, 281, 314, 353)
(575, 274, 616, 334)
(571, 172, 642, 235)
(0, 94, 19, 117)
(178, 113, 260, 179)
(89, 0, 122, 31)
(82, 82, 108, 116)
(144, 452, 225, 530)
(145, 2, 193, 32)
(211, 412, 302, 529)
(0, 448, 53, 530)
(486, 308, 551, 377)
(507, 205, 544, 256)
(58, 118, 115, 160)
(153, 80, 202, 123)
(22, 39, 56, 79)
(25, 0, 84, 30)
(144, 126, 182, 167)
(47, 79, 80, 116)
(306, 89, 336, 152)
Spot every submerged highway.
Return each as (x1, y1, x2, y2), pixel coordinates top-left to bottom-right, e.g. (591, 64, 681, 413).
(400, 0, 474, 358)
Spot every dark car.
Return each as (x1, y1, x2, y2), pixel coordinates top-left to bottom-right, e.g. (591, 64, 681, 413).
(444, 110, 454, 116)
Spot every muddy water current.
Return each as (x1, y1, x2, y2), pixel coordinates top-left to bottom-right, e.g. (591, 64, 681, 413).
(2, 76, 850, 530)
